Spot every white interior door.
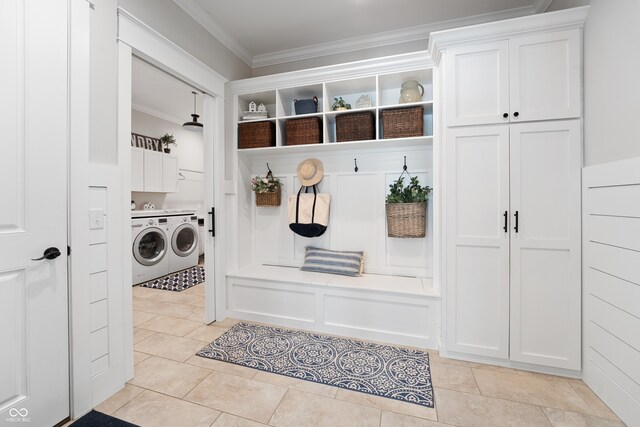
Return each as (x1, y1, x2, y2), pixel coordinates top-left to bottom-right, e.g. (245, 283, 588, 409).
(0, 0, 70, 425)
(445, 41, 510, 126)
(509, 120, 582, 370)
(446, 126, 510, 358)
(509, 29, 581, 122)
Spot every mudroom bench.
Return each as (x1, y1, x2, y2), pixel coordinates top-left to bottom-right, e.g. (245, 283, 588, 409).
(225, 264, 441, 349)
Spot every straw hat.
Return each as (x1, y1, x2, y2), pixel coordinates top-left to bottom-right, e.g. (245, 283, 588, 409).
(297, 158, 324, 186)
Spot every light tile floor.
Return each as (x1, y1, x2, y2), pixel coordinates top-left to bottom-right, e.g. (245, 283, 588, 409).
(83, 283, 626, 427)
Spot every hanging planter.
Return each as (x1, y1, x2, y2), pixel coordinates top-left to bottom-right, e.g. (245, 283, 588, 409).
(251, 164, 283, 207)
(385, 160, 431, 238)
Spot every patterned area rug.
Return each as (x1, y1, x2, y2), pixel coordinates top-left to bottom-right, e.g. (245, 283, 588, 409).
(138, 266, 204, 292)
(197, 322, 434, 408)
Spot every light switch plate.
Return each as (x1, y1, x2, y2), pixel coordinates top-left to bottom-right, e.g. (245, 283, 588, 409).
(90, 208, 105, 230)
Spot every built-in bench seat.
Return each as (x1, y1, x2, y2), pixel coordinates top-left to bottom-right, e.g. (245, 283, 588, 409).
(224, 264, 441, 348)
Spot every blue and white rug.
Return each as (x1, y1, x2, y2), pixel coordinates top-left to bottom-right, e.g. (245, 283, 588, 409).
(197, 322, 434, 408)
(138, 266, 204, 292)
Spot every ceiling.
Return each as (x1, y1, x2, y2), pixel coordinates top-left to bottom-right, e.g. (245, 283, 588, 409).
(173, 0, 555, 68)
(131, 57, 203, 124)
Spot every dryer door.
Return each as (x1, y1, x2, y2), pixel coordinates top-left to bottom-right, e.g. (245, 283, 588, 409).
(134, 227, 168, 266)
(172, 223, 198, 257)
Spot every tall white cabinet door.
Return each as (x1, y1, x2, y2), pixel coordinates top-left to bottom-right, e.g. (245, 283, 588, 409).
(143, 150, 163, 192)
(131, 147, 144, 192)
(446, 41, 510, 127)
(162, 154, 178, 193)
(509, 30, 581, 123)
(446, 126, 510, 358)
(509, 120, 581, 370)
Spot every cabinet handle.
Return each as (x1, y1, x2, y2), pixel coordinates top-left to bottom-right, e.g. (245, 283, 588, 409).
(503, 113, 509, 118)
(514, 211, 519, 233)
(208, 207, 215, 237)
(503, 211, 508, 232)
(513, 111, 520, 117)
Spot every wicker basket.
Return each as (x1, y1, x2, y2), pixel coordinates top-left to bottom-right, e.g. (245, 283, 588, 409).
(255, 188, 281, 207)
(285, 117, 322, 145)
(381, 106, 424, 139)
(386, 202, 427, 238)
(238, 121, 276, 149)
(336, 111, 375, 142)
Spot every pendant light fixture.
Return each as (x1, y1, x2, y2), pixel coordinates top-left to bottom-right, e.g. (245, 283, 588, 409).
(183, 91, 203, 132)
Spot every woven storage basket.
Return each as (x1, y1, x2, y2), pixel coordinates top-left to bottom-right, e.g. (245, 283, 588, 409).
(336, 111, 375, 142)
(386, 202, 427, 238)
(381, 106, 424, 139)
(285, 117, 322, 145)
(255, 188, 281, 207)
(238, 121, 276, 149)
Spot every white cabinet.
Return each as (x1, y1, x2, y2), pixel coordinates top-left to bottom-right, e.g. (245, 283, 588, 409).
(131, 147, 144, 192)
(446, 29, 581, 126)
(445, 125, 510, 358)
(143, 150, 163, 192)
(509, 120, 581, 369)
(162, 154, 178, 193)
(131, 148, 177, 193)
(445, 120, 581, 370)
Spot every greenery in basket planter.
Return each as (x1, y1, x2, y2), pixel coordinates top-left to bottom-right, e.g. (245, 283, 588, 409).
(160, 133, 176, 152)
(386, 176, 431, 204)
(331, 97, 351, 111)
(250, 175, 283, 193)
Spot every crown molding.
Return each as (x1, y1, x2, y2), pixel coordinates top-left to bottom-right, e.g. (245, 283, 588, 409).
(428, 5, 589, 65)
(251, 5, 535, 68)
(132, 103, 185, 126)
(172, 0, 253, 67)
(171, 2, 544, 69)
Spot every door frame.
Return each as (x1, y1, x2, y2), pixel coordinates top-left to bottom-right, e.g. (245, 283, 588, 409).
(69, 7, 227, 417)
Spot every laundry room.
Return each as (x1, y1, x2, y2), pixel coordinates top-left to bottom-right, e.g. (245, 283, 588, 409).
(130, 56, 206, 292)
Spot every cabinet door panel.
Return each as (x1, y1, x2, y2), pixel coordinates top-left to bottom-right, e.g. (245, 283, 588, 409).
(509, 120, 581, 369)
(143, 150, 163, 192)
(446, 126, 510, 358)
(509, 29, 581, 122)
(446, 41, 509, 126)
(131, 147, 144, 192)
(162, 154, 178, 193)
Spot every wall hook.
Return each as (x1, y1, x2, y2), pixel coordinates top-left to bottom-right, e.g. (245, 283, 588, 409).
(178, 172, 186, 181)
(266, 163, 272, 174)
(354, 158, 359, 173)
(403, 156, 408, 171)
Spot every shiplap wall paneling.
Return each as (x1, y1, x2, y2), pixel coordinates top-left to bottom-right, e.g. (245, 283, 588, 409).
(583, 158, 640, 425)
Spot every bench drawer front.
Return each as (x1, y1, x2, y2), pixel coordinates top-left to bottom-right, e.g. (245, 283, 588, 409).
(228, 280, 316, 323)
(324, 293, 435, 341)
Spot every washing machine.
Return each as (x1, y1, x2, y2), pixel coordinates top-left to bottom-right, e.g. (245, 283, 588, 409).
(132, 216, 170, 284)
(168, 214, 199, 273)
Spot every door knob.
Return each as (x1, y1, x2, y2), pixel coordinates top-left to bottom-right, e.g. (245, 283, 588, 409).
(513, 111, 520, 117)
(32, 247, 62, 261)
(503, 113, 509, 118)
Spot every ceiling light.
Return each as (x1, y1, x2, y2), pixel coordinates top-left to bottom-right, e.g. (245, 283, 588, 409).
(183, 91, 203, 132)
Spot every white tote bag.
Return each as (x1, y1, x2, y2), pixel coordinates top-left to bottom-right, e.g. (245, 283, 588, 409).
(288, 185, 331, 238)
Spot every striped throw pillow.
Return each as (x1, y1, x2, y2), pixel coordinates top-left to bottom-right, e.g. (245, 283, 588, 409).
(301, 246, 364, 277)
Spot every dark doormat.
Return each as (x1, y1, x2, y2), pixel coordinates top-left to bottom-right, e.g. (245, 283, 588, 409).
(197, 322, 434, 408)
(138, 265, 204, 292)
(71, 410, 138, 427)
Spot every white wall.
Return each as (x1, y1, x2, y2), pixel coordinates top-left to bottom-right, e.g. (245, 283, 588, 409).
(583, 0, 640, 166)
(117, 0, 251, 81)
(131, 109, 206, 216)
(89, 0, 118, 164)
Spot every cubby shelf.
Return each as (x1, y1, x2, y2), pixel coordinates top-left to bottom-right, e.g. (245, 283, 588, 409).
(235, 69, 434, 151)
(237, 135, 433, 156)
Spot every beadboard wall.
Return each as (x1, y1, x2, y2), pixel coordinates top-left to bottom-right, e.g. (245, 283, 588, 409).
(237, 145, 433, 278)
